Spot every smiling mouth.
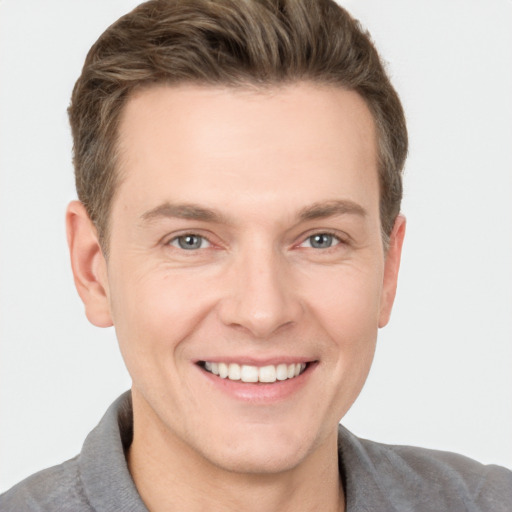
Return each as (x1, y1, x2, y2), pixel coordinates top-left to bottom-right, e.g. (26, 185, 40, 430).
(199, 361, 310, 383)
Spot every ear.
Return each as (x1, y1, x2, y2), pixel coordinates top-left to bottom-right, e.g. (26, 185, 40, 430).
(378, 214, 406, 328)
(66, 200, 113, 327)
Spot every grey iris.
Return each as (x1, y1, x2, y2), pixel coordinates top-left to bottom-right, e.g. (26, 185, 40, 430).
(310, 234, 334, 249)
(178, 235, 203, 250)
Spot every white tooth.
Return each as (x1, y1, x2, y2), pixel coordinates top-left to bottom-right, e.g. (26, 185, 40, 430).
(240, 365, 259, 383)
(219, 362, 229, 378)
(276, 364, 288, 381)
(259, 365, 277, 383)
(210, 361, 305, 381)
(228, 363, 241, 380)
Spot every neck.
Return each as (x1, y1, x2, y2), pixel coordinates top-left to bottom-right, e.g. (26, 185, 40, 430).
(127, 394, 345, 512)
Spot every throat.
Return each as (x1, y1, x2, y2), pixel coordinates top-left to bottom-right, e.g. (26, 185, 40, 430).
(128, 397, 344, 512)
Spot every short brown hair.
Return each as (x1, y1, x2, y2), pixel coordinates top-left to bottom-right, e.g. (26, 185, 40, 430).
(69, 0, 407, 250)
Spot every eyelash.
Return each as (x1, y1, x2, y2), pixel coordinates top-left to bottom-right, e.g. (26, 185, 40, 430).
(166, 231, 347, 253)
(298, 231, 344, 250)
(167, 233, 212, 251)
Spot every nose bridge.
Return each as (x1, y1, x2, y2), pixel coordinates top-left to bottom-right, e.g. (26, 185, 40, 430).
(219, 239, 302, 338)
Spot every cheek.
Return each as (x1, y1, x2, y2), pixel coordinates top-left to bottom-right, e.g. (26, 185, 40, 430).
(306, 264, 384, 340)
(108, 267, 216, 364)
(303, 265, 382, 406)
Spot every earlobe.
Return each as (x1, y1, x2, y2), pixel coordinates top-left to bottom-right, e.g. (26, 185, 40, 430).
(378, 214, 406, 328)
(66, 200, 113, 328)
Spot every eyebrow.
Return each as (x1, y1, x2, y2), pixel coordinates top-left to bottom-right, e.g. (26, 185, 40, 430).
(140, 199, 367, 225)
(298, 199, 367, 221)
(140, 203, 229, 224)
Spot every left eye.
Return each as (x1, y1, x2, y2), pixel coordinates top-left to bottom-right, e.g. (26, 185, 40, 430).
(169, 234, 211, 250)
(301, 233, 340, 249)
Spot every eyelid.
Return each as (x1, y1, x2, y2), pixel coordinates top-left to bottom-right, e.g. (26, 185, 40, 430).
(160, 228, 350, 252)
(302, 234, 340, 250)
(168, 234, 211, 250)
(163, 229, 218, 249)
(294, 229, 349, 248)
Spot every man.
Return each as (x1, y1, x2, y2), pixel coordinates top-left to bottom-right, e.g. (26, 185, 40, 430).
(1, 0, 510, 510)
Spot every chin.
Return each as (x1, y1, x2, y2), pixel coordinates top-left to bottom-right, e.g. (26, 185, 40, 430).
(201, 422, 323, 475)
(208, 446, 307, 476)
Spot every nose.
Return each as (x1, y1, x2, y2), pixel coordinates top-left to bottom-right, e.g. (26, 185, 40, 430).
(217, 247, 303, 339)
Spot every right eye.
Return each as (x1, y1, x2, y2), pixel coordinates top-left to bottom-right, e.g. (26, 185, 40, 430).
(169, 234, 211, 251)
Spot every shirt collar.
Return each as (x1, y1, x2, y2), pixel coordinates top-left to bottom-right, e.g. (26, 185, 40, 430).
(78, 391, 393, 512)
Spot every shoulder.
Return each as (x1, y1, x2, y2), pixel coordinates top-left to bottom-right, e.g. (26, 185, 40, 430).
(365, 436, 512, 498)
(338, 425, 512, 511)
(0, 456, 92, 512)
(0, 392, 145, 512)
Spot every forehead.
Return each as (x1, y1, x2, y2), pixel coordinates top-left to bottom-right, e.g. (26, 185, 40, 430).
(114, 83, 379, 220)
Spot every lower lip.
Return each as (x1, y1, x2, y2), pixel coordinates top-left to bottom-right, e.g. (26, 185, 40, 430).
(196, 363, 317, 403)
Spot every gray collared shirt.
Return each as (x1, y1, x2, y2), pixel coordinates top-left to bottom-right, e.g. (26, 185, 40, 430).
(1, 392, 511, 511)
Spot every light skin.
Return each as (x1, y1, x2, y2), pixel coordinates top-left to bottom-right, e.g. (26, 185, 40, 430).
(67, 83, 405, 512)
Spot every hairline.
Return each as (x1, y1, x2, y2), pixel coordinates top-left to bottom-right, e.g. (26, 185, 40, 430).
(97, 79, 394, 258)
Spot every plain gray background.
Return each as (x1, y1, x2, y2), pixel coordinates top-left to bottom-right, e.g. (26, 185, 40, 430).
(1, 0, 511, 492)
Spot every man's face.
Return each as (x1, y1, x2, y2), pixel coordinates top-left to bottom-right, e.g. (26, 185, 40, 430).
(89, 83, 403, 474)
